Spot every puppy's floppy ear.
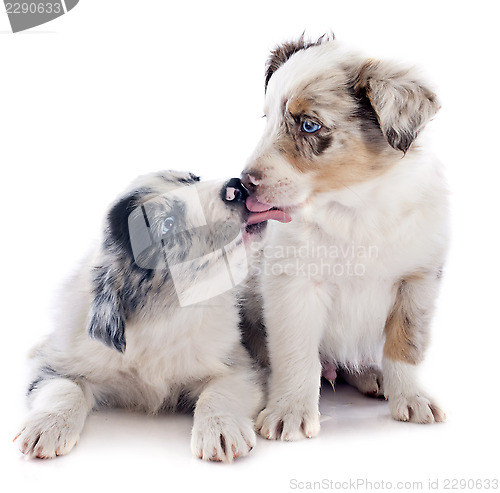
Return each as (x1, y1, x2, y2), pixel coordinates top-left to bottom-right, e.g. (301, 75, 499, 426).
(87, 265, 126, 352)
(87, 189, 151, 353)
(353, 60, 440, 153)
(106, 188, 152, 257)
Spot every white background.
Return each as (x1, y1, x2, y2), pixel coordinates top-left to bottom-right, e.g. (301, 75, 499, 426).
(1, 1, 499, 492)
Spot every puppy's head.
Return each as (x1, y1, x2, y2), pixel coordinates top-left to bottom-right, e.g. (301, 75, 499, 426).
(242, 35, 440, 209)
(107, 173, 243, 270)
(87, 171, 286, 352)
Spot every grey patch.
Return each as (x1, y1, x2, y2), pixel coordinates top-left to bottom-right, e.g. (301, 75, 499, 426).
(120, 266, 156, 316)
(27, 376, 43, 396)
(87, 266, 127, 353)
(385, 128, 415, 154)
(350, 86, 388, 151)
(177, 173, 201, 184)
(156, 170, 200, 184)
(26, 366, 72, 396)
(238, 273, 270, 368)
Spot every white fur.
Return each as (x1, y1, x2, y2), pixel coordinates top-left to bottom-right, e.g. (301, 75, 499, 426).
(255, 153, 448, 437)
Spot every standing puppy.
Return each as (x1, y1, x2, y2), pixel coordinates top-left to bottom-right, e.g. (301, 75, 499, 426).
(242, 36, 449, 440)
(15, 171, 280, 462)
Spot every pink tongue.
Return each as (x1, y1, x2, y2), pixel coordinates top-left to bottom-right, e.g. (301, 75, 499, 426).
(246, 196, 273, 212)
(245, 196, 292, 225)
(247, 210, 292, 225)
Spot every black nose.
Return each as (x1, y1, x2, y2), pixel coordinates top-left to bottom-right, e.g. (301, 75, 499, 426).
(222, 178, 249, 206)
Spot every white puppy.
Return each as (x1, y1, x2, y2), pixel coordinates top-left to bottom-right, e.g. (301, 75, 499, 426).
(15, 171, 282, 461)
(241, 35, 449, 440)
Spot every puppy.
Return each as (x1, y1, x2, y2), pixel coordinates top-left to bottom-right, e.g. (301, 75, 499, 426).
(15, 171, 287, 462)
(241, 35, 449, 440)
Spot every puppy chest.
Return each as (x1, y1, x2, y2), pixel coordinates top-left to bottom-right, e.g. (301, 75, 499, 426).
(320, 278, 394, 364)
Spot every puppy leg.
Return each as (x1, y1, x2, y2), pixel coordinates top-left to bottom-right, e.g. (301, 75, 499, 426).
(256, 276, 328, 441)
(15, 377, 95, 458)
(191, 361, 264, 463)
(339, 365, 384, 397)
(382, 273, 446, 423)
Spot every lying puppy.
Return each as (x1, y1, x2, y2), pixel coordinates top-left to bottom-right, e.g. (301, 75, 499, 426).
(15, 171, 288, 462)
(241, 35, 449, 440)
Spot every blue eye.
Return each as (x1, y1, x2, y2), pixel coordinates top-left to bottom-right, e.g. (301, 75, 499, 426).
(301, 120, 321, 133)
(162, 216, 175, 234)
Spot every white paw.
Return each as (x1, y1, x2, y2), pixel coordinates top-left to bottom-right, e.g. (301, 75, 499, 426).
(256, 404, 320, 441)
(191, 415, 256, 463)
(390, 394, 446, 424)
(14, 412, 80, 459)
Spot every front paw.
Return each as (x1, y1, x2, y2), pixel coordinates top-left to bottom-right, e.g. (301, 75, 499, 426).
(191, 415, 256, 463)
(256, 404, 320, 441)
(14, 412, 80, 459)
(390, 394, 446, 424)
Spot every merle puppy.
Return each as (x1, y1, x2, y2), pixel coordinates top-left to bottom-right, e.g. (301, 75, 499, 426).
(15, 170, 288, 462)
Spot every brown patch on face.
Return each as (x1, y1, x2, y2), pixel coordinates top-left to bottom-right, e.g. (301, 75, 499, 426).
(276, 123, 391, 191)
(310, 139, 392, 192)
(383, 273, 429, 365)
(287, 96, 309, 117)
